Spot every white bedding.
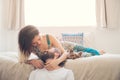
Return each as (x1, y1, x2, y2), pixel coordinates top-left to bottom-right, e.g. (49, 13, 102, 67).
(0, 52, 120, 80)
(65, 53, 120, 80)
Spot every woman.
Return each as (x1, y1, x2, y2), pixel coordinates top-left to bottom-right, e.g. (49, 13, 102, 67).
(18, 25, 68, 70)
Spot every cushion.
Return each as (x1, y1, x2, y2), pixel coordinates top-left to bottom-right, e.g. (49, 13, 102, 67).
(60, 41, 77, 50)
(61, 33, 84, 45)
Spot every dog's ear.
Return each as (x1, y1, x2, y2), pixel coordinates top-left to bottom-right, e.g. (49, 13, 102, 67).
(78, 52, 82, 57)
(69, 49, 73, 53)
(67, 51, 83, 59)
(67, 51, 75, 59)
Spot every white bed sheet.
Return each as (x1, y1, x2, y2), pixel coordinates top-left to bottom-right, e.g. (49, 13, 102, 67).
(0, 52, 120, 80)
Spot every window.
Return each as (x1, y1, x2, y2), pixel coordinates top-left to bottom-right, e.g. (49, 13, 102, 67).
(25, 0, 96, 27)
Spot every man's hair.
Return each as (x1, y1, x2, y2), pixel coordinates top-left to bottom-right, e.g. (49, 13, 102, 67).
(41, 48, 66, 67)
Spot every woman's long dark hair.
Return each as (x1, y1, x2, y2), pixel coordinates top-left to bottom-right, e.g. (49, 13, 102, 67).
(18, 25, 39, 56)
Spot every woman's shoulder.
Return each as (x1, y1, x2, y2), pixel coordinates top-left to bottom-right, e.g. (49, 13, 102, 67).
(44, 34, 56, 40)
(40, 34, 54, 37)
(41, 34, 56, 43)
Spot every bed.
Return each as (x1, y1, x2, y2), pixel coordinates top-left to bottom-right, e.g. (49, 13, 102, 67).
(0, 51, 120, 80)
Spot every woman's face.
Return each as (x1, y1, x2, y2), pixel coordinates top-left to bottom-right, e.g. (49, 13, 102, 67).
(32, 35, 41, 47)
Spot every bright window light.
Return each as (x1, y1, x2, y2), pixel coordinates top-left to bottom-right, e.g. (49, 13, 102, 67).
(25, 0, 96, 27)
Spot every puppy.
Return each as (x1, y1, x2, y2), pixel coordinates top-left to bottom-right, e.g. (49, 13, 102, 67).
(67, 49, 82, 59)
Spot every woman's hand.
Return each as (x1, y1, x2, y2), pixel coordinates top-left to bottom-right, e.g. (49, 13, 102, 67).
(30, 59, 44, 69)
(45, 58, 59, 71)
(44, 51, 68, 70)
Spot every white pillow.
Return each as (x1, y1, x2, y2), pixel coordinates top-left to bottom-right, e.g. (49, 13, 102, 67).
(61, 33, 84, 45)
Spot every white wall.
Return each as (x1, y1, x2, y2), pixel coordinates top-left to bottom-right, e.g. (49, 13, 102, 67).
(0, 0, 19, 51)
(0, 0, 120, 54)
(94, 28, 120, 53)
(0, 0, 5, 51)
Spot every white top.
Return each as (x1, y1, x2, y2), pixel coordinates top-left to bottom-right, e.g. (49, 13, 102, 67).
(29, 67, 74, 80)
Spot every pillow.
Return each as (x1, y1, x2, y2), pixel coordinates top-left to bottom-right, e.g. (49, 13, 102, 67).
(60, 41, 77, 50)
(61, 33, 84, 45)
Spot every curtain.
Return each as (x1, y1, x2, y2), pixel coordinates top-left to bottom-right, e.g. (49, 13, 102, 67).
(96, 0, 120, 28)
(96, 0, 107, 28)
(7, 0, 24, 30)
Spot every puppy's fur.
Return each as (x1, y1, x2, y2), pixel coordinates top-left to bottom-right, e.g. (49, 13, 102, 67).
(67, 49, 82, 59)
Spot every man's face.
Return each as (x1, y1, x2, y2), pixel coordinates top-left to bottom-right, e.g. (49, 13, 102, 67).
(48, 48, 61, 59)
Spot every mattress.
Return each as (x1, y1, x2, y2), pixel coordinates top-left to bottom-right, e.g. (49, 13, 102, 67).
(0, 52, 120, 80)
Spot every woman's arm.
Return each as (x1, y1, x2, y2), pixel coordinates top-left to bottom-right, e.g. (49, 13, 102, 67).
(25, 59, 44, 69)
(49, 34, 68, 61)
(56, 51, 68, 64)
(45, 34, 68, 70)
(49, 34, 65, 53)
(19, 51, 44, 69)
